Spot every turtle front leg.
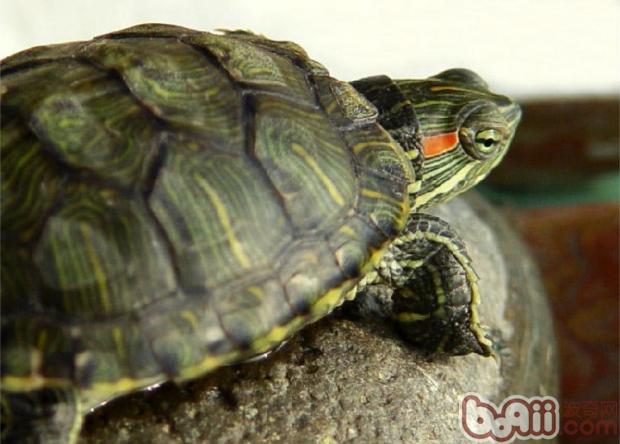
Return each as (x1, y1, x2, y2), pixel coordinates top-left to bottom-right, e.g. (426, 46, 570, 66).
(356, 213, 493, 356)
(1, 387, 82, 444)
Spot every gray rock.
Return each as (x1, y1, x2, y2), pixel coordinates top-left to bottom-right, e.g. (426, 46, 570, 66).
(80, 193, 558, 444)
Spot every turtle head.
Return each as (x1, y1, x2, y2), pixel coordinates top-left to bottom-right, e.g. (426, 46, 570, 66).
(396, 69, 521, 209)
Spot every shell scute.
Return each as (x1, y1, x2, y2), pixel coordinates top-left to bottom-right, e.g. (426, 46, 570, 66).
(1, 27, 411, 399)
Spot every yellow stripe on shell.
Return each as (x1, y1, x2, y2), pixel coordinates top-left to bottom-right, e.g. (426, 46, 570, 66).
(360, 188, 404, 207)
(351, 141, 396, 155)
(112, 327, 126, 360)
(1, 197, 406, 407)
(413, 100, 456, 108)
(194, 173, 252, 269)
(176, 244, 388, 384)
(177, 311, 199, 332)
(429, 86, 484, 95)
(247, 286, 266, 299)
(80, 222, 111, 314)
(291, 143, 345, 206)
(338, 225, 356, 237)
(1, 374, 72, 391)
(5, 245, 393, 398)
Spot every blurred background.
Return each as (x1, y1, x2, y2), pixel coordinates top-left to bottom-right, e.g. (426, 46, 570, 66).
(2, 1, 619, 443)
(1, 0, 618, 97)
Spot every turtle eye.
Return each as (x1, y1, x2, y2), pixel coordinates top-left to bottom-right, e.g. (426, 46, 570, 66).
(458, 103, 508, 160)
(474, 129, 502, 154)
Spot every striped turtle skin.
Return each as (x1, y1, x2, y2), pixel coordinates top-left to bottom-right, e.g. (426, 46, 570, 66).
(0, 24, 521, 443)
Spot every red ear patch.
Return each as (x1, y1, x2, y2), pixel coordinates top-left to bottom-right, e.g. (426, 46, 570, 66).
(421, 131, 459, 158)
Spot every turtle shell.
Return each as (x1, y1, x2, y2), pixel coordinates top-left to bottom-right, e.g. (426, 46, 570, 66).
(0, 24, 414, 404)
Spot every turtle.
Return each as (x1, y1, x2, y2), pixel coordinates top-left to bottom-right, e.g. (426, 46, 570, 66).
(0, 23, 521, 443)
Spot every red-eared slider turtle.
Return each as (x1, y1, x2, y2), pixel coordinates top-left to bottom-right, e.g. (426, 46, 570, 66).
(0, 24, 521, 443)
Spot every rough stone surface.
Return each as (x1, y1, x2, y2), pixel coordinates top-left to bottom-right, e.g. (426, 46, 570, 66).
(79, 193, 558, 444)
